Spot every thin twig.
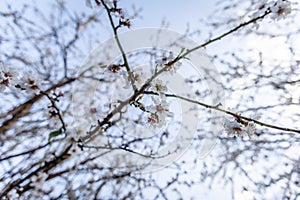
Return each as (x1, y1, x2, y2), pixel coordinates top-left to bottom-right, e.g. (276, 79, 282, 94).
(101, 0, 137, 91)
(144, 91, 300, 134)
(41, 91, 66, 132)
(177, 11, 270, 61)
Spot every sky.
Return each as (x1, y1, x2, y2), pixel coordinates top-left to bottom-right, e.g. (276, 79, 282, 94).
(2, 0, 298, 199)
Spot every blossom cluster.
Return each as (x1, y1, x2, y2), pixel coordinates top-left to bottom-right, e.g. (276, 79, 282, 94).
(0, 63, 40, 94)
(7, 189, 19, 199)
(0, 64, 19, 92)
(155, 51, 181, 74)
(269, 0, 292, 20)
(223, 112, 258, 138)
(151, 79, 168, 96)
(252, 0, 292, 21)
(29, 172, 49, 196)
(106, 63, 175, 128)
(146, 96, 173, 128)
(143, 51, 184, 128)
(30, 172, 48, 189)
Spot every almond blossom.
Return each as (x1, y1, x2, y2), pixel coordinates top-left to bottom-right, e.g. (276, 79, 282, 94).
(122, 70, 146, 89)
(30, 172, 48, 190)
(0, 63, 19, 91)
(146, 97, 173, 128)
(155, 51, 181, 74)
(7, 189, 19, 200)
(251, 0, 292, 22)
(0, 63, 41, 95)
(16, 70, 41, 95)
(223, 112, 258, 138)
(150, 78, 168, 97)
(270, 0, 292, 20)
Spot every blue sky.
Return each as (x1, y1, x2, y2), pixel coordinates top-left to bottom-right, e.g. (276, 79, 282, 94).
(3, 0, 298, 199)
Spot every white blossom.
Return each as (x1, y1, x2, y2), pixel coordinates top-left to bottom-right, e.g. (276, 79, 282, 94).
(155, 52, 174, 66)
(7, 189, 19, 200)
(123, 70, 146, 89)
(252, 0, 269, 18)
(150, 78, 168, 97)
(30, 172, 48, 190)
(146, 97, 173, 128)
(70, 143, 82, 155)
(224, 117, 244, 137)
(0, 63, 20, 91)
(132, 71, 144, 86)
(0, 66, 42, 95)
(223, 112, 258, 138)
(147, 113, 162, 128)
(68, 126, 84, 141)
(245, 121, 256, 136)
(251, 0, 292, 22)
(270, 0, 292, 20)
(155, 51, 181, 74)
(18, 70, 41, 94)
